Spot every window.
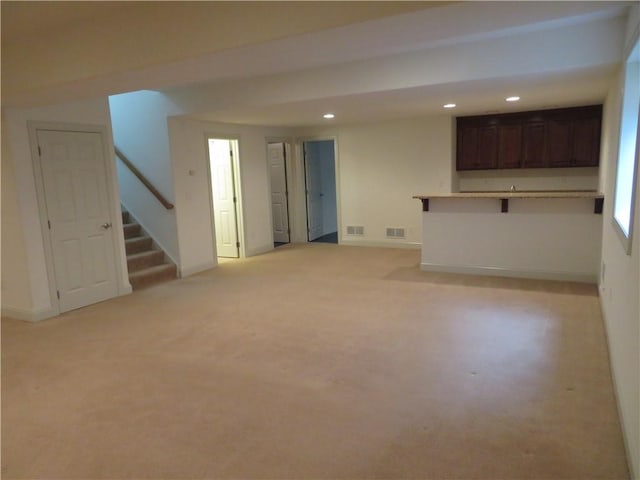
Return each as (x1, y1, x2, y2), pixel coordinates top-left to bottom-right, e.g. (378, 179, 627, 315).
(613, 36, 640, 253)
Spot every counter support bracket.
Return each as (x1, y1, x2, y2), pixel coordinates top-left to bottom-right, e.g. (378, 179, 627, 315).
(414, 194, 604, 215)
(594, 198, 604, 214)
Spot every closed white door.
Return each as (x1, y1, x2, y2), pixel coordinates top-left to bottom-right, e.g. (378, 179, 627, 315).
(304, 144, 324, 241)
(268, 142, 290, 243)
(209, 139, 239, 258)
(36, 130, 118, 312)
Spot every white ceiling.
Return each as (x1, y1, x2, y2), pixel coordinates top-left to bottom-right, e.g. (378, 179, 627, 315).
(0, 1, 443, 106)
(158, 1, 631, 127)
(188, 66, 618, 127)
(2, 1, 633, 126)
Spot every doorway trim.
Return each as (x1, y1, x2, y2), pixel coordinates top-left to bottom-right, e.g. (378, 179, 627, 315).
(27, 121, 130, 318)
(204, 133, 246, 259)
(299, 135, 341, 244)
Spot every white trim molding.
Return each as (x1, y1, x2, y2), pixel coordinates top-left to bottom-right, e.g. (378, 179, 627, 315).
(420, 262, 598, 284)
(341, 239, 422, 250)
(180, 261, 217, 278)
(1, 305, 58, 322)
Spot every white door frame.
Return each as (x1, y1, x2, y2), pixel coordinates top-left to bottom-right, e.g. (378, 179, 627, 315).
(299, 136, 341, 244)
(204, 134, 246, 258)
(27, 121, 130, 317)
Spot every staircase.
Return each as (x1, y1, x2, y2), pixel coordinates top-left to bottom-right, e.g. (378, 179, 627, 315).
(122, 210, 177, 290)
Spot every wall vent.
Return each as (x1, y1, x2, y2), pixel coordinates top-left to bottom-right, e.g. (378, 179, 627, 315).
(386, 227, 406, 239)
(346, 226, 364, 236)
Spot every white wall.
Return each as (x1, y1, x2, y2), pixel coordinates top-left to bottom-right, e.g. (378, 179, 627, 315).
(108, 91, 182, 263)
(1, 122, 33, 316)
(296, 116, 454, 247)
(167, 116, 294, 276)
(599, 6, 640, 477)
(458, 167, 600, 192)
(1, 97, 129, 321)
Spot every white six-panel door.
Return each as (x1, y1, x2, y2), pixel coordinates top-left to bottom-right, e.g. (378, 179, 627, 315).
(268, 142, 290, 243)
(208, 139, 239, 258)
(36, 129, 119, 312)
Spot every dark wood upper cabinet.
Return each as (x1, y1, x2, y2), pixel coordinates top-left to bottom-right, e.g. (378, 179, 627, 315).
(456, 119, 498, 170)
(522, 121, 547, 168)
(546, 116, 572, 167)
(571, 115, 601, 167)
(497, 123, 522, 169)
(457, 124, 479, 170)
(477, 125, 498, 169)
(456, 105, 602, 171)
(546, 107, 602, 168)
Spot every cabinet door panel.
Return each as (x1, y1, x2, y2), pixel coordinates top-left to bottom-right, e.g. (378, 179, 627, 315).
(476, 125, 498, 169)
(522, 122, 547, 168)
(457, 124, 478, 170)
(497, 124, 522, 169)
(572, 116, 600, 167)
(547, 118, 572, 167)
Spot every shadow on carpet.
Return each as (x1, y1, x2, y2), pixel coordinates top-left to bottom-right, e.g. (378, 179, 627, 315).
(383, 265, 598, 296)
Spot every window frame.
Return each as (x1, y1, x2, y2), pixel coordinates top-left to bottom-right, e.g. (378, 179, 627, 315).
(612, 33, 640, 255)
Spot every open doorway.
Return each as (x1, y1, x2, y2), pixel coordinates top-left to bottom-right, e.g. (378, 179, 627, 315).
(303, 139, 338, 244)
(207, 138, 242, 259)
(268, 142, 291, 248)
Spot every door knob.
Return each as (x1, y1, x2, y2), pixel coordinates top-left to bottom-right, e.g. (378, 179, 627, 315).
(101, 222, 112, 230)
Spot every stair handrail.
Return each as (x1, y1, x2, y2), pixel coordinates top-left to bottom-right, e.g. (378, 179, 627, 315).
(114, 147, 174, 210)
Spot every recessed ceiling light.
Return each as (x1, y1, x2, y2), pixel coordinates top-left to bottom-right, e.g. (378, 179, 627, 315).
(443, 103, 456, 108)
(323, 113, 335, 119)
(506, 96, 520, 102)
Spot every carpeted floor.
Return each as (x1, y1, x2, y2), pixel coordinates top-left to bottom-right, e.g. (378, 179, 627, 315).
(1, 244, 630, 479)
(310, 231, 338, 244)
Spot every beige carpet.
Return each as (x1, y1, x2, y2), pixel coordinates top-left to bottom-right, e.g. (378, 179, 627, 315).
(1, 244, 630, 479)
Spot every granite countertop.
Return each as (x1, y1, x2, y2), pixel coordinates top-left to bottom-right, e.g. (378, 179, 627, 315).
(413, 190, 604, 200)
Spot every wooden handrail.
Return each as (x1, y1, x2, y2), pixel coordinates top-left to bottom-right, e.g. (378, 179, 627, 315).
(115, 147, 174, 210)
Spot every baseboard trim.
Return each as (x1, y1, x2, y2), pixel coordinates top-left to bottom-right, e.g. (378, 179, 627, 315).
(420, 262, 597, 284)
(180, 261, 216, 278)
(246, 244, 275, 257)
(340, 239, 422, 250)
(1, 305, 57, 322)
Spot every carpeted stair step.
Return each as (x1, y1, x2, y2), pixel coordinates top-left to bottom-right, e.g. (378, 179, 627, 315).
(128, 264, 177, 290)
(120, 207, 177, 290)
(127, 249, 165, 272)
(123, 222, 141, 239)
(125, 236, 153, 255)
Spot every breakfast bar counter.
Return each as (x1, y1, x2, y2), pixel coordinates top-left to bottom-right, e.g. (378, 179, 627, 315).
(413, 191, 604, 283)
(414, 190, 604, 213)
